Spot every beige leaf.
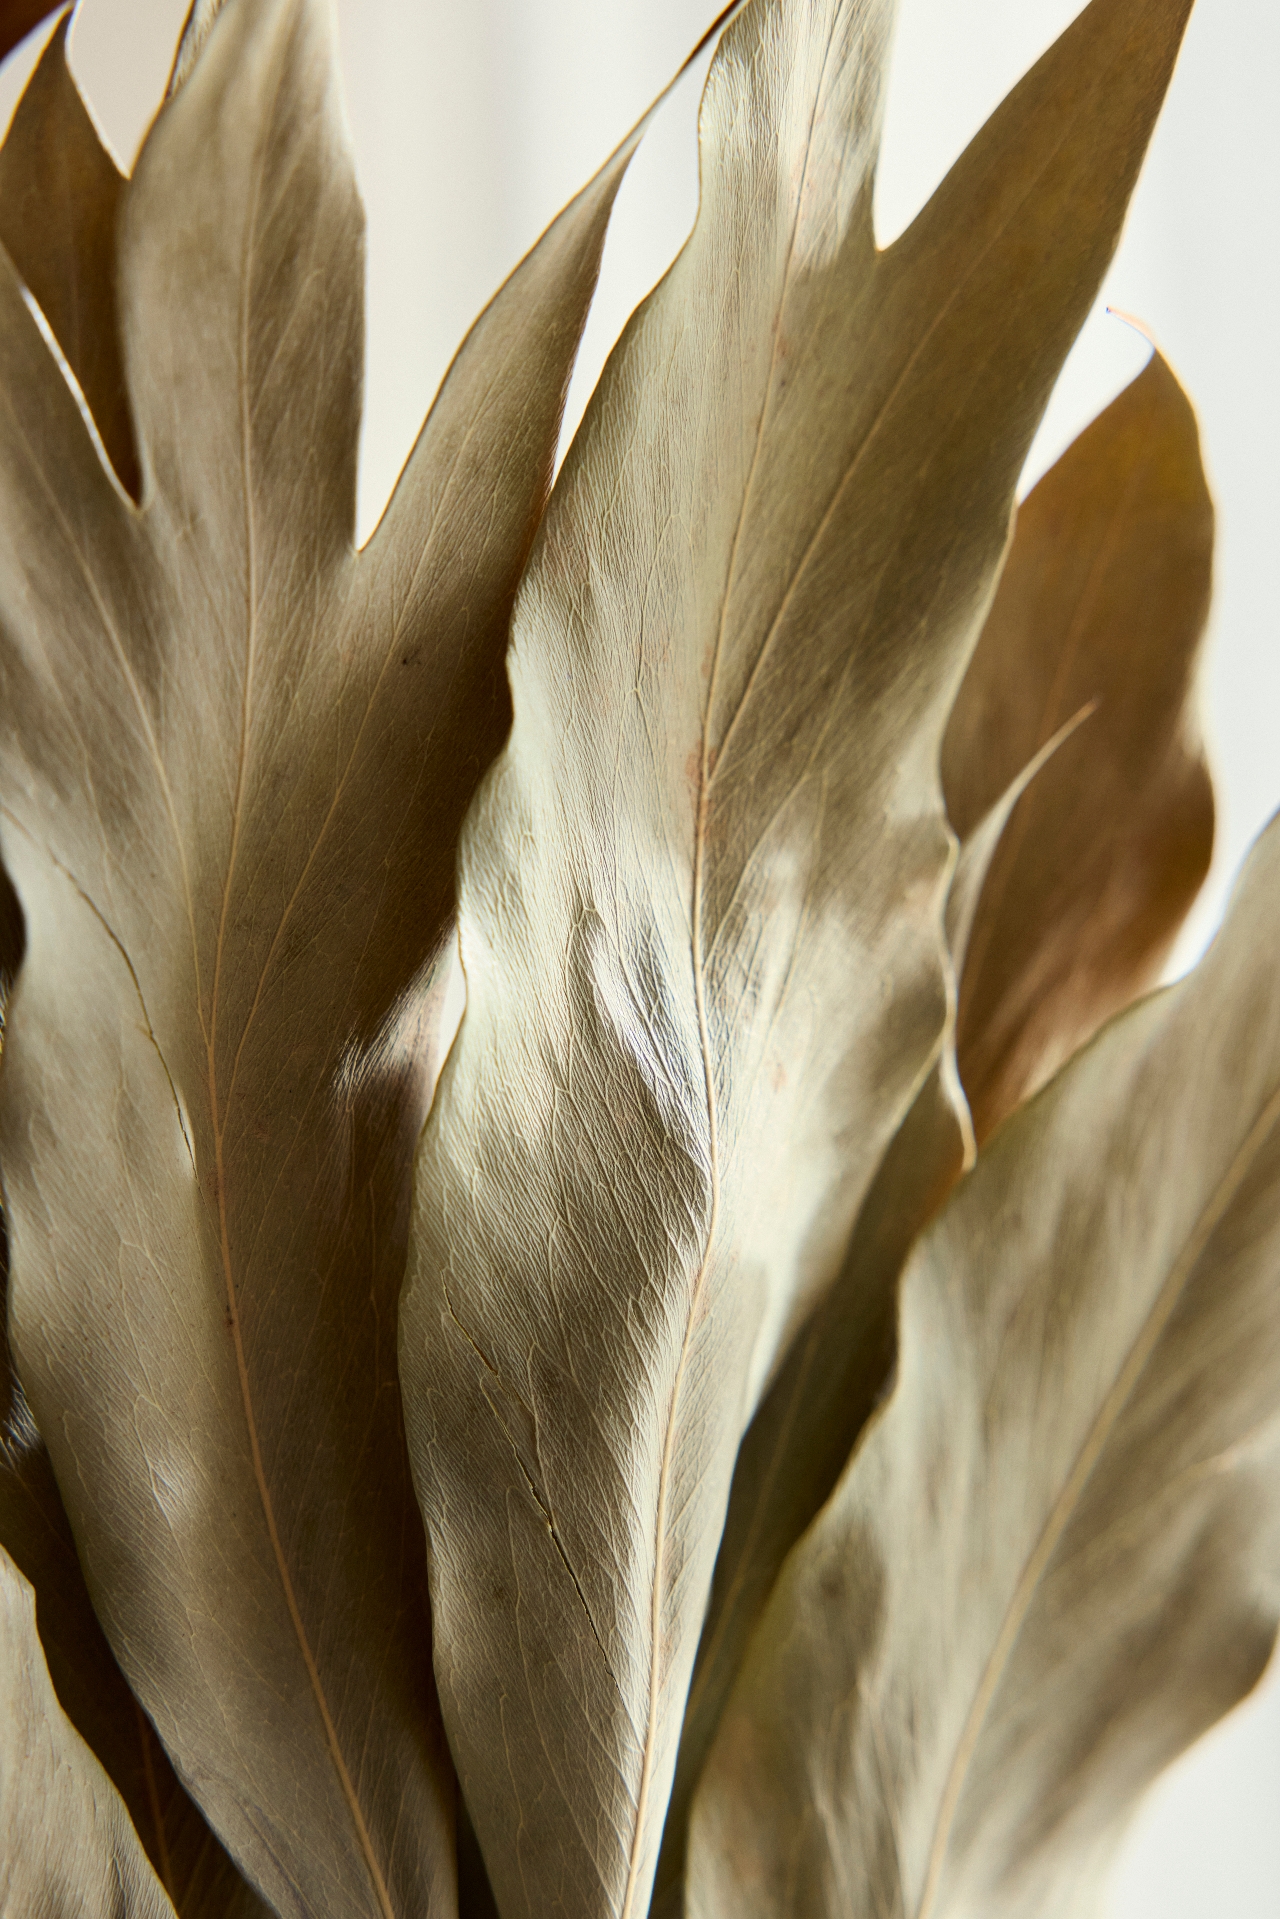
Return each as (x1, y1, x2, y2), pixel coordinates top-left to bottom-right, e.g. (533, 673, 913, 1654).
(944, 348, 1215, 1142)
(0, 0, 642, 1909)
(400, 2, 1192, 1915)
(0, 1541, 176, 1918)
(689, 809, 1280, 1919)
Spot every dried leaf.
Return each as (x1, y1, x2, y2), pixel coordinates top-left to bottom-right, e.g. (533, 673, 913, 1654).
(0, 1542, 176, 1918)
(689, 809, 1280, 1919)
(0, 0, 642, 1908)
(657, 351, 1214, 1904)
(0, 17, 141, 494)
(944, 348, 1214, 1141)
(400, 2, 1193, 1915)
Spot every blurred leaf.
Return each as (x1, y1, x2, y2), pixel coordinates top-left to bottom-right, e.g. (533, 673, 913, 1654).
(399, 1, 1192, 1915)
(0, 1541, 177, 1917)
(944, 348, 1214, 1142)
(689, 810, 1280, 1919)
(0, 0, 59, 67)
(0, 0, 643, 1907)
(0, 17, 140, 493)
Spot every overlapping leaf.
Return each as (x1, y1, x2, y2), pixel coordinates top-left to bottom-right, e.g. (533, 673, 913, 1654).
(690, 808, 1280, 1917)
(1, 1251, 271, 1914)
(0, 1543, 179, 1917)
(399, 2, 1193, 1915)
(0, 0, 647, 1907)
(654, 349, 1216, 1907)
(945, 347, 1214, 1141)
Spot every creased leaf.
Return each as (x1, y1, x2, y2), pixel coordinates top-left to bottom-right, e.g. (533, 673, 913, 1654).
(0, 16, 141, 494)
(0, 1541, 177, 1918)
(0, 0, 644, 1907)
(943, 347, 1214, 1142)
(690, 806, 1280, 1919)
(656, 348, 1214, 1905)
(399, 2, 1193, 1915)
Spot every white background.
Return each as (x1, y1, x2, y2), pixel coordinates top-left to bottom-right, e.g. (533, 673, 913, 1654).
(1, 0, 1276, 1912)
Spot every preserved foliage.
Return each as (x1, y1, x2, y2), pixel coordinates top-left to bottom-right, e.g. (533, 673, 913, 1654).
(0, 2, 1270, 1917)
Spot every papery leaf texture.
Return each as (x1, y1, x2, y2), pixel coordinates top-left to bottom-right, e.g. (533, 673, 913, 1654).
(399, 1, 1194, 1915)
(655, 347, 1216, 1904)
(0, 0, 643, 1907)
(0, 30, 265, 1911)
(0, 1542, 179, 1917)
(944, 347, 1214, 1141)
(689, 807, 1280, 1919)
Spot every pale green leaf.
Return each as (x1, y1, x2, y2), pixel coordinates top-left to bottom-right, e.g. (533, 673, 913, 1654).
(689, 810, 1280, 1919)
(400, 2, 1193, 1915)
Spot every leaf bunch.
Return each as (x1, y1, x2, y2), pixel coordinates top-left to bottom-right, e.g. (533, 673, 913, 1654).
(0, 2, 1273, 1918)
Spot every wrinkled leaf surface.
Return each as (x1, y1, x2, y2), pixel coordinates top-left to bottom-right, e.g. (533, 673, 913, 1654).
(401, 2, 1193, 1915)
(0, 0, 639, 1909)
(658, 350, 1216, 1902)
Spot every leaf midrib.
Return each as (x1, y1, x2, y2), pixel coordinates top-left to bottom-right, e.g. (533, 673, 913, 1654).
(202, 64, 395, 1917)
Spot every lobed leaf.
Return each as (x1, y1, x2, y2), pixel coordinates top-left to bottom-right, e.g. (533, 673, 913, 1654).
(0, 0, 643, 1908)
(688, 809, 1280, 1919)
(400, 1, 1193, 1915)
(656, 349, 1216, 1904)
(0, 1541, 176, 1918)
(944, 348, 1215, 1142)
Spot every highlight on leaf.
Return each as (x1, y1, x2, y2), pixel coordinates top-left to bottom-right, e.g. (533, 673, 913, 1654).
(0, 0, 1271, 1916)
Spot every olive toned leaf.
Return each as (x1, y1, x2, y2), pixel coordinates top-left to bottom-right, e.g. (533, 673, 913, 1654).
(689, 810, 1280, 1919)
(399, 2, 1192, 1915)
(0, 16, 141, 494)
(943, 348, 1214, 1143)
(0, 0, 59, 67)
(0, 1542, 177, 1918)
(0, 0, 647, 1909)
